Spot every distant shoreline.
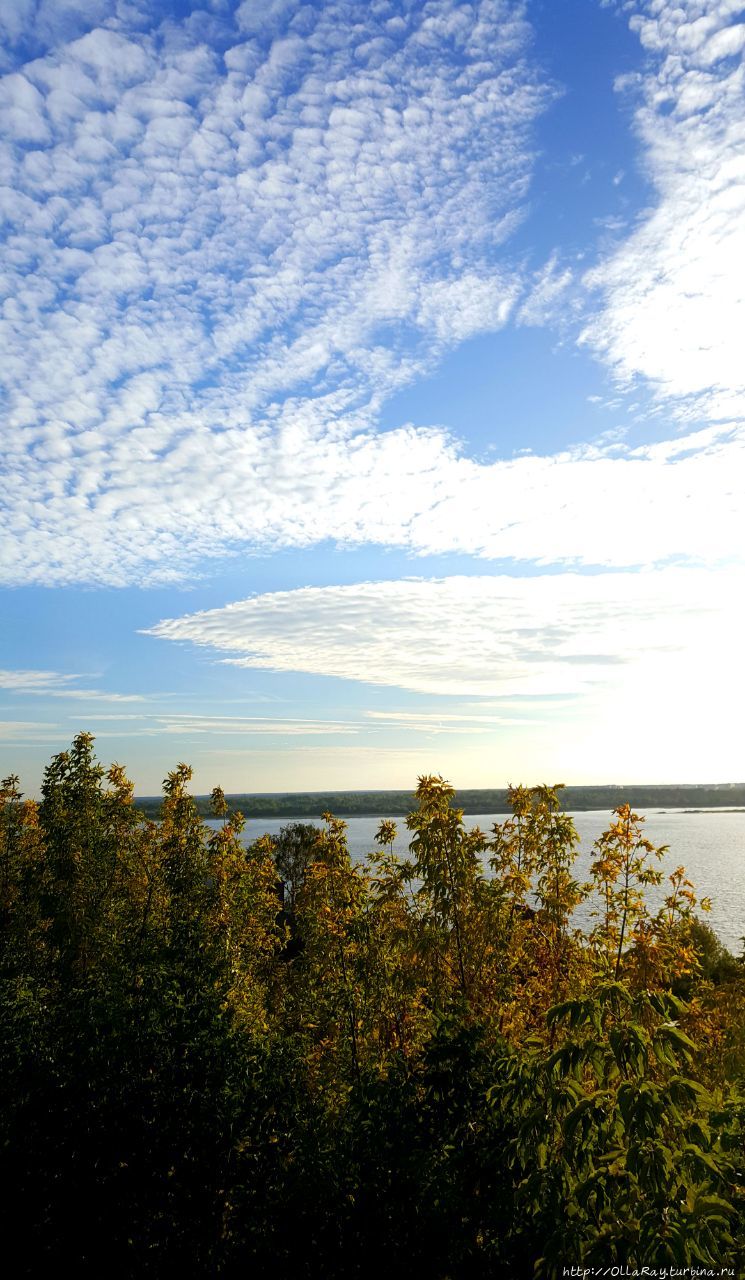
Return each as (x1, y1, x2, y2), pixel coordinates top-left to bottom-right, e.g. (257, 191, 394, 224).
(677, 807, 745, 815)
(133, 783, 745, 821)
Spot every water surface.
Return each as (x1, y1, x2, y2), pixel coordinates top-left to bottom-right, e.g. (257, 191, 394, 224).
(220, 808, 745, 954)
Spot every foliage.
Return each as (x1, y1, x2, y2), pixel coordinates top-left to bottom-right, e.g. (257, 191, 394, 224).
(491, 983, 740, 1274)
(1, 740, 742, 1277)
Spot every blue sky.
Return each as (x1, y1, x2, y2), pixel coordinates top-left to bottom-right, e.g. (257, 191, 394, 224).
(1, 0, 743, 795)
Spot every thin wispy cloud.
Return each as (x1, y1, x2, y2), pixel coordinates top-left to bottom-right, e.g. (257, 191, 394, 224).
(0, 668, 142, 701)
(57, 709, 545, 741)
(153, 714, 358, 737)
(0, 669, 81, 692)
(364, 710, 543, 733)
(0, 719, 66, 743)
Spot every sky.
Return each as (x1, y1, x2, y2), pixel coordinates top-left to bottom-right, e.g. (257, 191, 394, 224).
(1, 0, 744, 796)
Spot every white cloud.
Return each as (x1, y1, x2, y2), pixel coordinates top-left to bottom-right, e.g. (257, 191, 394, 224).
(516, 253, 573, 326)
(0, 669, 80, 691)
(582, 0, 745, 422)
(141, 565, 745, 784)
(144, 567, 745, 699)
(364, 709, 543, 733)
(0, 668, 142, 701)
(0, 0, 554, 586)
(36, 689, 145, 702)
(2, 404, 742, 583)
(151, 714, 358, 737)
(416, 269, 521, 341)
(0, 720, 66, 743)
(0, 1, 742, 589)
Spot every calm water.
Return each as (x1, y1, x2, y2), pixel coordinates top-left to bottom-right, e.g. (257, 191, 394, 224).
(223, 809, 745, 954)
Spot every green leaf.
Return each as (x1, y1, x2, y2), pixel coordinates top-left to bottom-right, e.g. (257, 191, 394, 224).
(683, 1143, 724, 1180)
(692, 1194, 735, 1220)
(657, 1024, 697, 1056)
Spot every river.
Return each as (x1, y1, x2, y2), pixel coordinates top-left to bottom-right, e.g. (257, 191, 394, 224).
(215, 807, 745, 954)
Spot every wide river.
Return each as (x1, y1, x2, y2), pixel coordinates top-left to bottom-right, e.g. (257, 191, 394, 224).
(225, 808, 745, 954)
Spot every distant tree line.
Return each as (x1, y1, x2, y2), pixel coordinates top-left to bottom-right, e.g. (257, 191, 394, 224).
(135, 783, 745, 821)
(1, 735, 743, 1277)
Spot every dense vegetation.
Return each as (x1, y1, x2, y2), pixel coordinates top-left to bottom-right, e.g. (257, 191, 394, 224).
(134, 782, 745, 820)
(2, 734, 743, 1277)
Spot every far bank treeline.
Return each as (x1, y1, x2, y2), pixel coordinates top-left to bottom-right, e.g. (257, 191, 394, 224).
(135, 782, 745, 820)
(1, 733, 744, 1278)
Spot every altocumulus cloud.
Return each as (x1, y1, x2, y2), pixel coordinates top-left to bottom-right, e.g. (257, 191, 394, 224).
(144, 569, 745, 698)
(0, 0, 742, 588)
(0, 0, 545, 585)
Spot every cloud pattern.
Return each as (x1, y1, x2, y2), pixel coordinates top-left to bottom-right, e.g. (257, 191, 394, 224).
(145, 568, 745, 698)
(584, 0, 745, 422)
(1, 0, 547, 584)
(0, 0, 742, 591)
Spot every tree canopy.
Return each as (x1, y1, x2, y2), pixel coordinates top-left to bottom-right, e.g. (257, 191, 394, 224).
(1, 736, 743, 1277)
